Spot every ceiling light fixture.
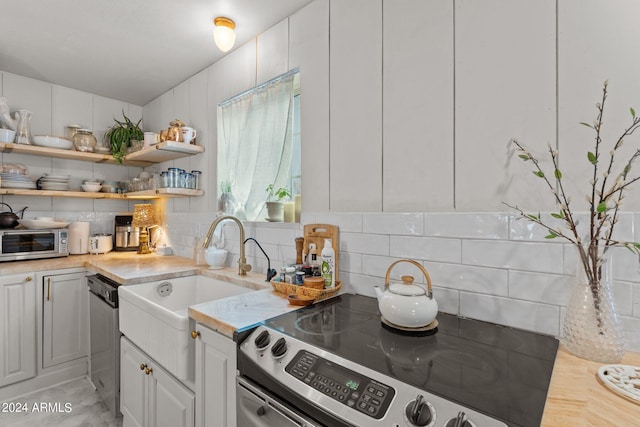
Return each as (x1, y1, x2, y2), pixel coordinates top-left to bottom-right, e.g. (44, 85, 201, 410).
(213, 17, 236, 53)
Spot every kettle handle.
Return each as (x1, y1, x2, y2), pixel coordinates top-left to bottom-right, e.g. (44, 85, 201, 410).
(384, 259, 433, 299)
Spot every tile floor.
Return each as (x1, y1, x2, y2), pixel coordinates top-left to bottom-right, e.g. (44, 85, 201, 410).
(0, 378, 122, 427)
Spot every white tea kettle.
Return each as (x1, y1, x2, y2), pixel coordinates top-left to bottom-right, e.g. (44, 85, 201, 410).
(374, 259, 438, 328)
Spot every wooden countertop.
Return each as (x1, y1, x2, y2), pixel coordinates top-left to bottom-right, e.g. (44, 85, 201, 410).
(542, 345, 640, 426)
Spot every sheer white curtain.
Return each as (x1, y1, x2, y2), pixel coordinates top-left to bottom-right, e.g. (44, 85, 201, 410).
(217, 72, 295, 221)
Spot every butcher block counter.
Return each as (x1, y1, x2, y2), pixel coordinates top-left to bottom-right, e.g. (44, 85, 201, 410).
(542, 346, 640, 426)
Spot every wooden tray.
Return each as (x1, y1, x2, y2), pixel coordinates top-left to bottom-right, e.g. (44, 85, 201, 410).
(271, 280, 342, 301)
(303, 223, 339, 281)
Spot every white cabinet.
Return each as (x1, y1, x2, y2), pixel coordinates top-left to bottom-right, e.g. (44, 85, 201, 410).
(454, 0, 556, 211)
(42, 271, 88, 368)
(0, 273, 36, 387)
(329, 0, 383, 212)
(121, 336, 195, 427)
(382, 0, 454, 212)
(194, 324, 237, 427)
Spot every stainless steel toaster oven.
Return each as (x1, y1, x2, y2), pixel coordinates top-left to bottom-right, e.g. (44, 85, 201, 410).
(0, 228, 69, 262)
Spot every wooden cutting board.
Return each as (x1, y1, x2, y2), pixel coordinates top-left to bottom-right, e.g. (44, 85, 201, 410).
(303, 223, 339, 281)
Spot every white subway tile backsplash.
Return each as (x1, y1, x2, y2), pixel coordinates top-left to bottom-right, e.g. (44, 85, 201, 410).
(463, 240, 563, 273)
(340, 252, 362, 275)
(308, 213, 363, 233)
(426, 213, 509, 239)
(459, 292, 560, 336)
(425, 262, 508, 296)
(508, 271, 573, 305)
(621, 316, 640, 352)
(340, 272, 384, 297)
(341, 232, 389, 256)
(432, 286, 459, 314)
(159, 210, 639, 347)
(390, 236, 461, 263)
(363, 213, 423, 235)
(361, 255, 427, 281)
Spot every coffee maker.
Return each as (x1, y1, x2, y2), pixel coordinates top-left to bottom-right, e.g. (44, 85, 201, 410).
(114, 215, 139, 251)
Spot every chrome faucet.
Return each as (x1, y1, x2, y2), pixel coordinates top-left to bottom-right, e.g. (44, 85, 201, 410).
(202, 215, 251, 276)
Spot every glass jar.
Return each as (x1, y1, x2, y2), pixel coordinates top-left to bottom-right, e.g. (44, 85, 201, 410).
(167, 167, 180, 187)
(160, 171, 170, 188)
(191, 170, 202, 190)
(72, 129, 97, 152)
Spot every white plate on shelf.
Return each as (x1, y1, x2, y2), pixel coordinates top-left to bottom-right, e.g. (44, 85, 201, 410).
(32, 136, 73, 150)
(43, 173, 71, 180)
(18, 219, 70, 229)
(40, 183, 70, 191)
(2, 181, 37, 189)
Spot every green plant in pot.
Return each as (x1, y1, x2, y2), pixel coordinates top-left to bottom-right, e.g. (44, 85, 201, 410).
(219, 181, 237, 215)
(265, 184, 291, 222)
(104, 111, 144, 164)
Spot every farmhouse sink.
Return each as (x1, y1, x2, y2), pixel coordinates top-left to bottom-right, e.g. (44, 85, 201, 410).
(119, 275, 252, 381)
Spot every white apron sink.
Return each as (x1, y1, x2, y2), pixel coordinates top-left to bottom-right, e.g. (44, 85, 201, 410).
(119, 275, 252, 381)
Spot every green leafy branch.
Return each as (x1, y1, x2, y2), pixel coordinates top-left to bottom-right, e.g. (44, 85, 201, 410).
(507, 82, 640, 289)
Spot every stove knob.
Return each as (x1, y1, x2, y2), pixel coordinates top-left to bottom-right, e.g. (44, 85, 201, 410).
(254, 330, 271, 349)
(405, 395, 432, 427)
(445, 412, 472, 427)
(271, 337, 287, 358)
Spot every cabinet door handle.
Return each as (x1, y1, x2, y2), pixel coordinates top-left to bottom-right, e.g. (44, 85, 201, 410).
(145, 367, 153, 375)
(25, 276, 32, 282)
(191, 330, 200, 339)
(47, 278, 51, 301)
(140, 363, 147, 370)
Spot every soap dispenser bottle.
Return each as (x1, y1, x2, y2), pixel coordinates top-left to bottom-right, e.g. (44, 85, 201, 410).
(320, 238, 335, 289)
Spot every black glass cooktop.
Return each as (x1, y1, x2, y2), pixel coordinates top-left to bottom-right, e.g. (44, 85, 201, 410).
(261, 293, 558, 427)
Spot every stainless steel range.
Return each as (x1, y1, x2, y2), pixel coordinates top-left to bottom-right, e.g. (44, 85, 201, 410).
(236, 293, 559, 427)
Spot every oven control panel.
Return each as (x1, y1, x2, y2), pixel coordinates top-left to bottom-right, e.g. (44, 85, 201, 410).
(285, 350, 395, 419)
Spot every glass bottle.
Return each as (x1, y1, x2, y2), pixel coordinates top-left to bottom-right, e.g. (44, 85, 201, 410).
(14, 110, 32, 144)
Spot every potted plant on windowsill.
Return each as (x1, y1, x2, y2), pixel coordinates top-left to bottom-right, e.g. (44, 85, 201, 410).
(265, 184, 291, 222)
(104, 111, 144, 164)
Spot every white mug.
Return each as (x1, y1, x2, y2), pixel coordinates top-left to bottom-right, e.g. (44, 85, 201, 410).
(143, 132, 159, 147)
(181, 127, 197, 144)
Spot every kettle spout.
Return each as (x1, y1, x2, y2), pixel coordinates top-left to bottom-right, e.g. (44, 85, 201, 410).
(373, 286, 383, 300)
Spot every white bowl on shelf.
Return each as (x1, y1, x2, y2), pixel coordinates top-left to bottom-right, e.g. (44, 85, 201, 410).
(0, 129, 16, 143)
(32, 135, 73, 150)
(81, 183, 102, 192)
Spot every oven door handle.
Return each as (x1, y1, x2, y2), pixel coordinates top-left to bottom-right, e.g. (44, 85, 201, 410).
(237, 376, 322, 427)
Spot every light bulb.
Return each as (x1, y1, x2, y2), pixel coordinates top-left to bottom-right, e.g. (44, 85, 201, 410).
(213, 17, 236, 53)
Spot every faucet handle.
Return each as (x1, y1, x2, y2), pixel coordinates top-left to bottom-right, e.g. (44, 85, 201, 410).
(240, 261, 252, 273)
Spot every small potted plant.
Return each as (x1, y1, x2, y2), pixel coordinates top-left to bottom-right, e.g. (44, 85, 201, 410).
(104, 111, 144, 164)
(219, 181, 236, 215)
(265, 184, 291, 222)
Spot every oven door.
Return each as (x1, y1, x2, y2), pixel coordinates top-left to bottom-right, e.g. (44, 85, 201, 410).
(237, 376, 322, 427)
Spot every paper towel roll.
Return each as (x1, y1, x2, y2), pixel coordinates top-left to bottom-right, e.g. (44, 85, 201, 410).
(68, 222, 90, 254)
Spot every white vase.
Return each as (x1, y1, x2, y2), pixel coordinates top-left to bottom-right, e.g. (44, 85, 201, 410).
(562, 248, 625, 363)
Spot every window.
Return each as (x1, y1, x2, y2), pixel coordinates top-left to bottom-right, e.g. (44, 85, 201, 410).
(217, 70, 300, 221)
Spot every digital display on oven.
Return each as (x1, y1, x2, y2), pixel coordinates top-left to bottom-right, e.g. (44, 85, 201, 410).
(316, 362, 361, 390)
(285, 350, 396, 420)
(2, 232, 55, 254)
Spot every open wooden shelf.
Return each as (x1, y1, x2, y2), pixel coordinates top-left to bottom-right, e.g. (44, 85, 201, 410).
(0, 188, 203, 200)
(0, 140, 204, 167)
(123, 141, 205, 164)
